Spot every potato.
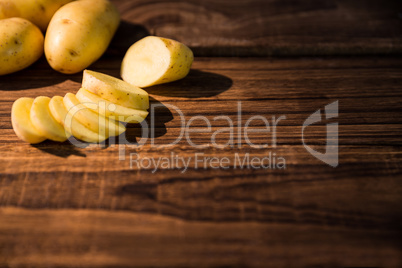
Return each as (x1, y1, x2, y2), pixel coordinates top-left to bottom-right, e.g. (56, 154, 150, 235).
(30, 96, 70, 142)
(0, 18, 44, 76)
(0, 0, 73, 31)
(49, 96, 107, 143)
(11, 97, 46, 144)
(82, 70, 149, 110)
(63, 93, 125, 137)
(76, 88, 148, 123)
(45, 0, 120, 74)
(121, 36, 193, 88)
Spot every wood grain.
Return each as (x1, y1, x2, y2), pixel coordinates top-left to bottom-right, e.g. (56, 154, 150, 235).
(0, 56, 401, 267)
(108, 0, 402, 56)
(1, 207, 401, 267)
(1, 1, 402, 265)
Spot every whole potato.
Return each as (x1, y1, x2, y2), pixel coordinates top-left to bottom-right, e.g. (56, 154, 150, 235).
(0, 0, 73, 32)
(0, 18, 44, 76)
(45, 0, 120, 74)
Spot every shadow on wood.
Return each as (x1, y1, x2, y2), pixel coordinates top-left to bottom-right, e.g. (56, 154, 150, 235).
(98, 96, 173, 148)
(145, 69, 233, 98)
(107, 20, 150, 56)
(0, 57, 82, 91)
(116, 182, 157, 200)
(31, 141, 86, 158)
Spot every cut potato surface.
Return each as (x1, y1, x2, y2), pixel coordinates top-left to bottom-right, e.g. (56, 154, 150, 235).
(30, 96, 70, 142)
(48, 96, 67, 125)
(63, 93, 125, 137)
(11, 97, 46, 144)
(76, 88, 148, 123)
(121, 36, 193, 88)
(49, 96, 107, 143)
(82, 70, 149, 110)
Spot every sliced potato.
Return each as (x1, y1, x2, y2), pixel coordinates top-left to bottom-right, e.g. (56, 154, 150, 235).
(48, 96, 66, 125)
(49, 96, 107, 143)
(63, 93, 125, 137)
(30, 96, 70, 142)
(11, 97, 46, 144)
(76, 88, 148, 123)
(82, 70, 149, 110)
(121, 36, 193, 88)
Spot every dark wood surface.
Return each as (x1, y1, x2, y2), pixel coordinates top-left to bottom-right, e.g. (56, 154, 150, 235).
(1, 0, 402, 267)
(111, 0, 402, 56)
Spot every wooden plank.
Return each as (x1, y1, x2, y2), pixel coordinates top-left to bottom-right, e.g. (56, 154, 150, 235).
(0, 207, 401, 267)
(0, 145, 401, 222)
(0, 57, 401, 266)
(108, 0, 402, 56)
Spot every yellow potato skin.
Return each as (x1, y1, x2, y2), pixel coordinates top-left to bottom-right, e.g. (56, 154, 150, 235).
(76, 88, 149, 123)
(0, 0, 73, 31)
(0, 18, 44, 76)
(156, 37, 194, 85)
(45, 0, 120, 74)
(82, 70, 149, 110)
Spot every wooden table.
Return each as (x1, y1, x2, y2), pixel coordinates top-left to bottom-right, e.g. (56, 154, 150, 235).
(1, 0, 402, 267)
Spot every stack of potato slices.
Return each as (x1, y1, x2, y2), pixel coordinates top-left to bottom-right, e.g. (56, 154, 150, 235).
(11, 70, 149, 143)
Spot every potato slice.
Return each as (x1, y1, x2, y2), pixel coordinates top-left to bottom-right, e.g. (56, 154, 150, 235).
(76, 88, 148, 123)
(11, 97, 46, 144)
(30, 96, 70, 142)
(63, 93, 125, 137)
(121, 36, 193, 88)
(48, 96, 67, 125)
(49, 96, 107, 143)
(82, 70, 149, 110)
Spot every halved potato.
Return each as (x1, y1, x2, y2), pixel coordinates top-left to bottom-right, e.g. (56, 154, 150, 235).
(121, 36, 193, 88)
(76, 88, 148, 123)
(63, 93, 125, 137)
(49, 96, 107, 143)
(30, 96, 69, 142)
(82, 70, 149, 110)
(11, 97, 46, 144)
